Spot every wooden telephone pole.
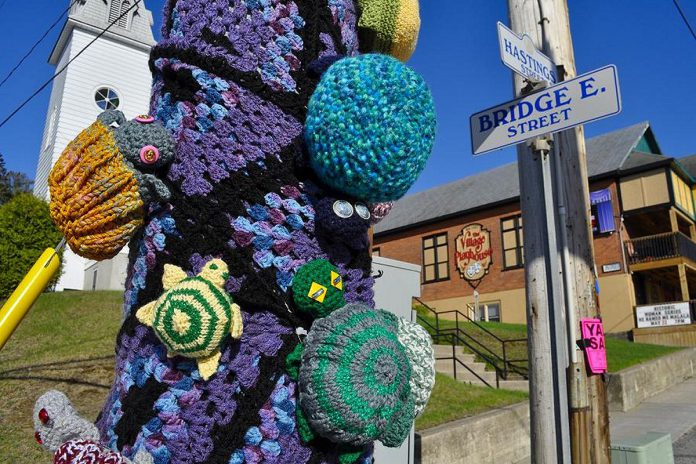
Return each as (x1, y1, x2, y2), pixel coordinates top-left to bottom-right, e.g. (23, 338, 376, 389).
(508, 0, 612, 463)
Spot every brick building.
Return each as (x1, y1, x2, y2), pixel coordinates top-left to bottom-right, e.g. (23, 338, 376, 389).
(373, 122, 696, 333)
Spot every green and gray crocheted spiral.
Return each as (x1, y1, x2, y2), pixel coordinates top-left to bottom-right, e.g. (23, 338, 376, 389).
(298, 304, 414, 446)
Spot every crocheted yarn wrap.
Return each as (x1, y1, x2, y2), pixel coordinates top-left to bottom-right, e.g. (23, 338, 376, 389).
(356, 0, 421, 61)
(45, 0, 433, 462)
(48, 119, 145, 260)
(305, 54, 436, 202)
(292, 259, 346, 318)
(298, 304, 414, 446)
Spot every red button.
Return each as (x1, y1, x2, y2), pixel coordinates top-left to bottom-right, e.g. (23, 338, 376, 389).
(35, 431, 42, 444)
(39, 408, 49, 424)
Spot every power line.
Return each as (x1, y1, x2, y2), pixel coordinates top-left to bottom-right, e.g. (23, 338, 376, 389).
(0, 0, 81, 90)
(0, 0, 142, 131)
(673, 0, 696, 41)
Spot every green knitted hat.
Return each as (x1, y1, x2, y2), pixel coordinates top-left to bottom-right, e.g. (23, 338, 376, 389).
(298, 304, 414, 447)
(292, 259, 346, 318)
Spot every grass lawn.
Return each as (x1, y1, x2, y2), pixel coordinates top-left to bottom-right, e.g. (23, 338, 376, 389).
(0, 291, 123, 464)
(605, 338, 682, 372)
(415, 373, 528, 430)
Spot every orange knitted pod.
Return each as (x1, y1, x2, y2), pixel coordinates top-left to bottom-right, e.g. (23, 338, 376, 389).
(48, 120, 145, 261)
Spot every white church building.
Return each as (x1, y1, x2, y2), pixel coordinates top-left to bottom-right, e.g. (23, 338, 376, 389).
(34, 0, 156, 291)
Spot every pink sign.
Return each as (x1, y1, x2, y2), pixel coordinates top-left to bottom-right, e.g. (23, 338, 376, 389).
(580, 318, 607, 374)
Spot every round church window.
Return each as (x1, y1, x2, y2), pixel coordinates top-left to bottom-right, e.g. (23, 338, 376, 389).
(94, 87, 120, 110)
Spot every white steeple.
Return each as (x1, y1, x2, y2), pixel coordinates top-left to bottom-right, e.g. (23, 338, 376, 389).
(34, 0, 156, 291)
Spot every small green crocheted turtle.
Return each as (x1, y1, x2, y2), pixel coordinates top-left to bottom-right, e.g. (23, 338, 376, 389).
(135, 258, 243, 380)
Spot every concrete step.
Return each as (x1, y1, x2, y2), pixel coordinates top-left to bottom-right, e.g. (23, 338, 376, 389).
(434, 351, 477, 365)
(436, 365, 498, 384)
(433, 344, 463, 356)
(435, 358, 488, 374)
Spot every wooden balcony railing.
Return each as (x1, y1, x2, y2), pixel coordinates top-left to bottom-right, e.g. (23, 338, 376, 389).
(625, 232, 696, 266)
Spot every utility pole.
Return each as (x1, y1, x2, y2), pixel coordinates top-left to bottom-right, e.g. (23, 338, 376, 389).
(508, 0, 612, 463)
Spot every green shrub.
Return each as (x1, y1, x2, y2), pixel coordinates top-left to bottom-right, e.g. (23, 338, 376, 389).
(0, 194, 63, 298)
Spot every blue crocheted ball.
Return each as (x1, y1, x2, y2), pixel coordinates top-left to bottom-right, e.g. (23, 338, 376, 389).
(305, 54, 436, 202)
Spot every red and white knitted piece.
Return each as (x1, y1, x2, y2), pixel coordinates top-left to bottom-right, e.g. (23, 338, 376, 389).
(53, 440, 128, 464)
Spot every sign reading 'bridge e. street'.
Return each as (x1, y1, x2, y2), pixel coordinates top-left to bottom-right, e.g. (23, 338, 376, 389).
(470, 64, 621, 155)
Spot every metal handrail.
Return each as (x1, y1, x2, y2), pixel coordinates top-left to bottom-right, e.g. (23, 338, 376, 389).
(416, 296, 505, 343)
(414, 297, 529, 380)
(424, 327, 497, 388)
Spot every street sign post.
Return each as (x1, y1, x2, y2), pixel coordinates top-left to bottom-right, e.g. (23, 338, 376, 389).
(470, 64, 621, 155)
(497, 21, 557, 85)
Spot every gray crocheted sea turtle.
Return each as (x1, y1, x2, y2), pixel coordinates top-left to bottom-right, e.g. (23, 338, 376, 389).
(97, 110, 175, 203)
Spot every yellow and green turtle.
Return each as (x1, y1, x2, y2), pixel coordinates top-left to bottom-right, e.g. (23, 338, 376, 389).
(135, 258, 243, 380)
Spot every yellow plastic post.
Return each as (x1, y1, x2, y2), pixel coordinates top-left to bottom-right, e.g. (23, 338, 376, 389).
(0, 248, 61, 350)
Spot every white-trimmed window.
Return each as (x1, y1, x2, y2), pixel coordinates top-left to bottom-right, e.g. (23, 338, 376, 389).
(95, 87, 120, 110)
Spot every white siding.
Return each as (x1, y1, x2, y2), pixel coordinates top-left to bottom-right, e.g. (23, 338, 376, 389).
(34, 2, 154, 290)
(34, 37, 73, 200)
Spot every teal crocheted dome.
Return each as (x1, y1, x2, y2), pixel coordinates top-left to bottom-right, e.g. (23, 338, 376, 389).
(305, 54, 436, 202)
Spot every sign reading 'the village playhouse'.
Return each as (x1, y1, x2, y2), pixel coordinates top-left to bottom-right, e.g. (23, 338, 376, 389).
(455, 224, 493, 284)
(470, 65, 621, 155)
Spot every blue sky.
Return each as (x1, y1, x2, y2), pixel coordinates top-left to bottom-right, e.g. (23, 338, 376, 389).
(0, 1, 694, 195)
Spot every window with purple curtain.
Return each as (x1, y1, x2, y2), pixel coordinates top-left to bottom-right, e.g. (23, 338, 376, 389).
(590, 188, 615, 234)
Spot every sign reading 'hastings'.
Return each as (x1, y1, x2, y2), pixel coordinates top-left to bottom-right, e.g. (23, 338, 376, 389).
(497, 21, 557, 85)
(455, 224, 493, 284)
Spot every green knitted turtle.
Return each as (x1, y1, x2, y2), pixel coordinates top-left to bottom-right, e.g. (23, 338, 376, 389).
(135, 258, 243, 380)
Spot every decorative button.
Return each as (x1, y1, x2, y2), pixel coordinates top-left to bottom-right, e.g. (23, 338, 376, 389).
(355, 203, 371, 220)
(35, 431, 42, 444)
(140, 145, 160, 165)
(332, 200, 354, 219)
(38, 408, 50, 424)
(135, 115, 155, 124)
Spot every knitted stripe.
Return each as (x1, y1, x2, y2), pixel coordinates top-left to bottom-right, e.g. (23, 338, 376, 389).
(48, 120, 144, 260)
